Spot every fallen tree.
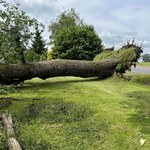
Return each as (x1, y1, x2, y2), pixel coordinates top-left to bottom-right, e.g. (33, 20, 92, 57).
(0, 113, 22, 150)
(0, 43, 143, 85)
(0, 59, 119, 85)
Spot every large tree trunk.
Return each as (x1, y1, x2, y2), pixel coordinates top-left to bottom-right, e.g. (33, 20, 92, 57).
(0, 59, 119, 85)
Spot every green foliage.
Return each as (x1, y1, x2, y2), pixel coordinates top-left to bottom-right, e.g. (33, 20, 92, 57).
(24, 50, 47, 62)
(142, 54, 150, 62)
(0, 85, 16, 108)
(51, 25, 103, 60)
(49, 8, 83, 44)
(31, 27, 47, 54)
(0, 0, 44, 64)
(94, 46, 141, 73)
(49, 8, 103, 60)
(0, 85, 16, 94)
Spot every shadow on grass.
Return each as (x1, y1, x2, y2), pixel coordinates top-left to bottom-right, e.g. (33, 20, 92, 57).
(123, 91, 150, 134)
(0, 77, 103, 110)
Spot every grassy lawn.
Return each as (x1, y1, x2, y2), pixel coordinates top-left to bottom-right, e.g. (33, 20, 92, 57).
(0, 75, 150, 150)
(137, 62, 150, 67)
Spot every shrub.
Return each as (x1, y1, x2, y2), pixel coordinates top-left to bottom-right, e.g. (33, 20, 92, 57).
(51, 25, 103, 60)
(25, 50, 47, 62)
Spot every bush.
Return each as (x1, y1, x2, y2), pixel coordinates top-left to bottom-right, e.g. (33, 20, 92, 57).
(25, 50, 47, 62)
(51, 25, 103, 60)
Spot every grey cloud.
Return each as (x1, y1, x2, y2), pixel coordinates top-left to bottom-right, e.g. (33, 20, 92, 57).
(7, 0, 59, 24)
(5, 0, 150, 53)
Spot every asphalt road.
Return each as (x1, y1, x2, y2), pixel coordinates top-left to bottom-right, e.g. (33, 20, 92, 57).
(131, 66, 150, 74)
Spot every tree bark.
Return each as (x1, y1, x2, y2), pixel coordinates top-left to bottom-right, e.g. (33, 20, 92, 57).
(0, 113, 22, 150)
(1, 113, 15, 137)
(0, 59, 119, 85)
(8, 138, 22, 150)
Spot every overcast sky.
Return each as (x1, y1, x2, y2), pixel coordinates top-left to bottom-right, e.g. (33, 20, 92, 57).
(4, 0, 150, 53)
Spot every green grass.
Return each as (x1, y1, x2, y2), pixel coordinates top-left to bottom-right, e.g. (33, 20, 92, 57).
(128, 74, 150, 85)
(0, 75, 150, 150)
(137, 62, 150, 67)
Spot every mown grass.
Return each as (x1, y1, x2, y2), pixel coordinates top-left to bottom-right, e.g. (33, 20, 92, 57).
(0, 75, 150, 150)
(137, 62, 150, 67)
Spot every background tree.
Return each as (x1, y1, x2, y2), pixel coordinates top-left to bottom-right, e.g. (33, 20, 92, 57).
(0, 0, 44, 64)
(142, 54, 150, 62)
(51, 25, 103, 60)
(31, 27, 47, 54)
(24, 26, 47, 62)
(49, 8, 83, 44)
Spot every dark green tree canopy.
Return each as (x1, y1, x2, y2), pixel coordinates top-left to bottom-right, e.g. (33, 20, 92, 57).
(24, 27, 47, 63)
(142, 54, 150, 62)
(31, 27, 47, 54)
(51, 25, 103, 60)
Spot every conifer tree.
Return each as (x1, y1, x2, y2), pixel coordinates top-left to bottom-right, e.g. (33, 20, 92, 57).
(31, 27, 47, 54)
